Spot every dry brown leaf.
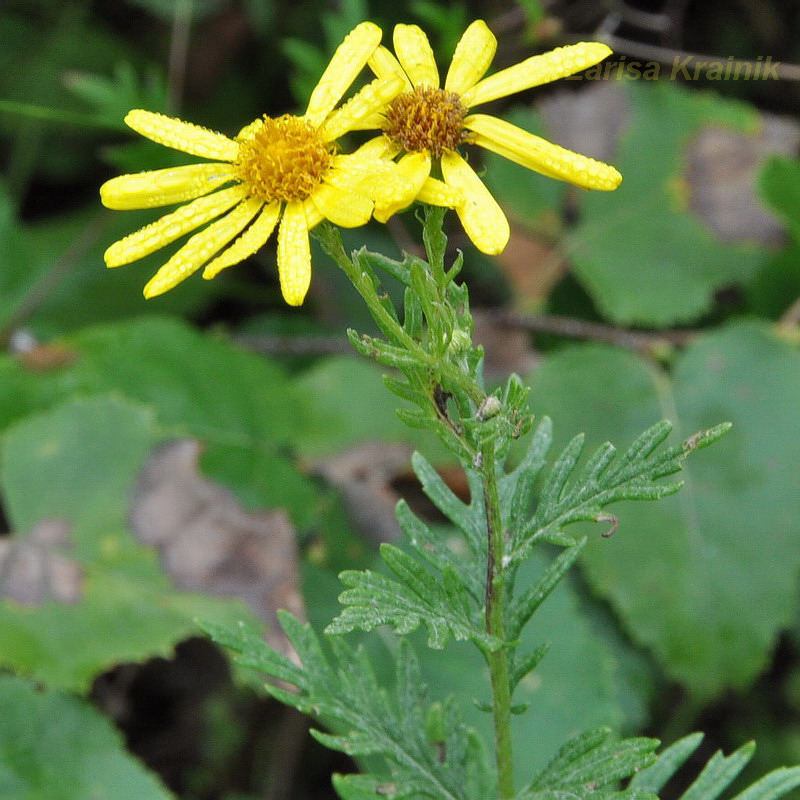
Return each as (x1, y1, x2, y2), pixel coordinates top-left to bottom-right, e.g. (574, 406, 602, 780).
(494, 232, 566, 311)
(310, 441, 413, 546)
(129, 439, 304, 659)
(539, 82, 800, 247)
(473, 308, 539, 382)
(0, 518, 83, 605)
(686, 116, 800, 245)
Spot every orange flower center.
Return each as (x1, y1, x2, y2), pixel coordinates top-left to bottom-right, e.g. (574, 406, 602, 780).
(382, 86, 468, 158)
(235, 115, 334, 203)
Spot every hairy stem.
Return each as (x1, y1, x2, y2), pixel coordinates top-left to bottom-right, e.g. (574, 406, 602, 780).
(482, 439, 515, 798)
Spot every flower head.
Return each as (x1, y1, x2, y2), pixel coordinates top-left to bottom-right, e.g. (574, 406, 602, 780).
(100, 22, 404, 306)
(363, 21, 623, 254)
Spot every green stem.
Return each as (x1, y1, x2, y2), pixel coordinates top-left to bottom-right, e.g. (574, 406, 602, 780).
(316, 225, 424, 355)
(481, 439, 515, 798)
(317, 224, 486, 408)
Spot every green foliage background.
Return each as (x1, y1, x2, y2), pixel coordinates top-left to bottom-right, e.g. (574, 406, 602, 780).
(2, 0, 800, 797)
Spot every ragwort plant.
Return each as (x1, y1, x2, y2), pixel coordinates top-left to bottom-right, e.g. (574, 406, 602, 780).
(101, 19, 800, 800)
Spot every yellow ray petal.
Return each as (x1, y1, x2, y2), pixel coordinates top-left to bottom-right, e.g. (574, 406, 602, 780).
(125, 109, 239, 161)
(393, 24, 439, 88)
(203, 201, 281, 279)
(368, 45, 414, 90)
(277, 202, 312, 306)
(100, 163, 235, 209)
(440, 150, 509, 254)
(416, 176, 463, 208)
(327, 137, 398, 193)
(464, 113, 622, 190)
(461, 42, 612, 108)
(319, 73, 405, 141)
(343, 135, 400, 161)
(312, 181, 373, 227)
(303, 198, 325, 229)
(304, 22, 383, 126)
(372, 151, 431, 222)
(105, 185, 246, 267)
(444, 20, 497, 95)
(143, 197, 262, 297)
(236, 118, 264, 141)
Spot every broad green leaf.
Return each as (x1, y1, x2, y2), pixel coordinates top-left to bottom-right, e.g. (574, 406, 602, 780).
(0, 674, 172, 800)
(292, 355, 452, 463)
(0, 394, 261, 690)
(747, 243, 800, 320)
(486, 82, 765, 326)
(758, 156, 800, 241)
(23, 207, 219, 336)
(527, 320, 800, 697)
(575, 81, 764, 326)
(0, 182, 217, 338)
(0, 316, 316, 522)
(1, 394, 156, 554)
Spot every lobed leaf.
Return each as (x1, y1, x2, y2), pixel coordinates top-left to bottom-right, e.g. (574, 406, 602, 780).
(528, 325, 800, 696)
(412, 451, 485, 555)
(328, 545, 496, 650)
(525, 726, 659, 796)
(629, 733, 704, 794)
(510, 419, 723, 565)
(631, 732, 800, 800)
(506, 539, 587, 643)
(216, 612, 491, 800)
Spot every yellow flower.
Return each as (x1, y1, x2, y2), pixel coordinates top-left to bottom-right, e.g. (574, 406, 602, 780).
(100, 22, 405, 306)
(363, 21, 623, 254)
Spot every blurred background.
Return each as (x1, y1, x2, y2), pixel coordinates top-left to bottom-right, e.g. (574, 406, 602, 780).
(2, 1, 800, 799)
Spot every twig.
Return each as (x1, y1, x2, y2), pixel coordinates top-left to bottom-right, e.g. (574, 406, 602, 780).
(167, 0, 193, 115)
(234, 334, 354, 357)
(594, 30, 800, 82)
(0, 213, 110, 347)
(483, 308, 695, 355)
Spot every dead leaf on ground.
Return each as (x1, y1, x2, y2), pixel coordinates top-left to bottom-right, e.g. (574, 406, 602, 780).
(309, 441, 413, 546)
(128, 439, 304, 660)
(0, 518, 84, 605)
(686, 116, 800, 245)
(473, 308, 539, 381)
(539, 81, 800, 247)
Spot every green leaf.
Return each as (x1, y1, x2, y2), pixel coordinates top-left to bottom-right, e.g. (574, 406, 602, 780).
(527, 321, 800, 697)
(575, 82, 764, 326)
(758, 156, 800, 241)
(63, 62, 168, 126)
(630, 733, 704, 793)
(418, 544, 630, 779)
(327, 543, 496, 650)
(487, 83, 765, 326)
(730, 766, 800, 800)
(632, 733, 800, 800)
(0, 316, 315, 522)
(209, 613, 492, 800)
(509, 418, 726, 561)
(0, 673, 172, 799)
(1, 394, 154, 550)
(678, 742, 754, 800)
(524, 726, 658, 795)
(506, 539, 587, 645)
(292, 355, 453, 463)
(0, 394, 261, 691)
